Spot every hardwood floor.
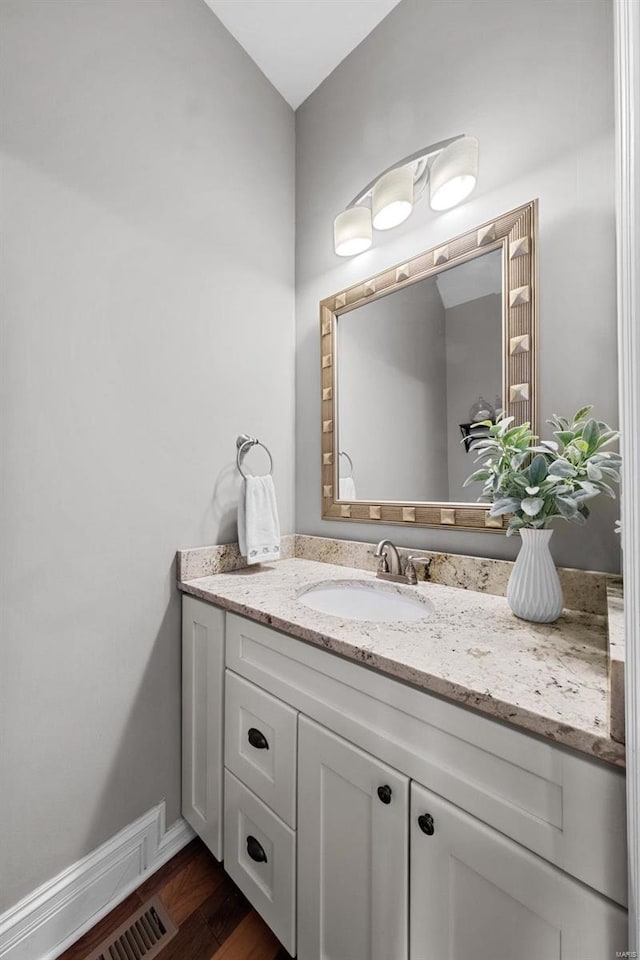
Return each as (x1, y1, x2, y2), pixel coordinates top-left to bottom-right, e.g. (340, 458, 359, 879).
(57, 838, 291, 960)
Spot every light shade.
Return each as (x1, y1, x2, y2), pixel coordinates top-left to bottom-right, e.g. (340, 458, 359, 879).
(372, 165, 414, 230)
(429, 136, 479, 211)
(334, 206, 372, 257)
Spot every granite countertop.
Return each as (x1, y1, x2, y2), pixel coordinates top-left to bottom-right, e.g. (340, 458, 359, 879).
(178, 556, 624, 768)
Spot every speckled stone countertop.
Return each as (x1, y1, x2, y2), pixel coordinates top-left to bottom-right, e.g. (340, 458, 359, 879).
(178, 556, 624, 768)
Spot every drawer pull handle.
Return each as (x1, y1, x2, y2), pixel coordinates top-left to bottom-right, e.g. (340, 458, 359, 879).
(246, 835, 268, 863)
(377, 784, 392, 804)
(248, 727, 269, 750)
(418, 813, 435, 836)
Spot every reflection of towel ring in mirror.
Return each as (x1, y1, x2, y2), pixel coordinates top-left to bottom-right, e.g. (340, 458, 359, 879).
(339, 450, 354, 478)
(236, 434, 274, 479)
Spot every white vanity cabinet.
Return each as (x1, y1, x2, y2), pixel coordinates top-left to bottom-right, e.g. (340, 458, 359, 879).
(297, 716, 409, 960)
(182, 599, 628, 958)
(181, 596, 225, 859)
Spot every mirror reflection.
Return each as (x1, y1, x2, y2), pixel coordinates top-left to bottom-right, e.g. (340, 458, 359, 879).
(336, 249, 503, 504)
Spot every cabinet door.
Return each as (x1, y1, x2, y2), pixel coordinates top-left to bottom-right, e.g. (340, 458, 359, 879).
(181, 597, 225, 859)
(410, 781, 627, 960)
(298, 716, 409, 960)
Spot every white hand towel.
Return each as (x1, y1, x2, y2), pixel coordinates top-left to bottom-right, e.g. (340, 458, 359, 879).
(238, 474, 281, 565)
(339, 476, 357, 499)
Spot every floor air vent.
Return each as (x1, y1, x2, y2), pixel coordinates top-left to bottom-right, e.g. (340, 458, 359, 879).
(85, 895, 178, 960)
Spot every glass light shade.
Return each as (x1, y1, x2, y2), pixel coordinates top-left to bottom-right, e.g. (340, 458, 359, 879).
(333, 206, 372, 256)
(429, 136, 479, 210)
(372, 165, 414, 230)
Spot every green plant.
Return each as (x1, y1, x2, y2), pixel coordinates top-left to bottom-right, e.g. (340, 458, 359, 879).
(463, 406, 622, 536)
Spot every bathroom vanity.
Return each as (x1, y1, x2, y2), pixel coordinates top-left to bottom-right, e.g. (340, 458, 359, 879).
(178, 545, 627, 960)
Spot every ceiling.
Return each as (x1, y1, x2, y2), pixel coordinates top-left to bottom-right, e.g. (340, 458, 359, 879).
(203, 0, 402, 110)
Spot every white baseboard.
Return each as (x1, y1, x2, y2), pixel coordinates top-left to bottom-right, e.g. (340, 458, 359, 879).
(0, 802, 196, 960)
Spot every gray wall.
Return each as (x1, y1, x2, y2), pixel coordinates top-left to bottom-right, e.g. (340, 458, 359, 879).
(445, 294, 503, 501)
(295, 0, 619, 572)
(0, 0, 294, 909)
(337, 278, 448, 501)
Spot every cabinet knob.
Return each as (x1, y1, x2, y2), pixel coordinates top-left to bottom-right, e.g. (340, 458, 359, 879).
(248, 727, 269, 750)
(377, 784, 392, 804)
(246, 835, 268, 863)
(418, 813, 435, 836)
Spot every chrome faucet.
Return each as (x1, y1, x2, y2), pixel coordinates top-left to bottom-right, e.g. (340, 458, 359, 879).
(375, 539, 402, 578)
(374, 540, 432, 585)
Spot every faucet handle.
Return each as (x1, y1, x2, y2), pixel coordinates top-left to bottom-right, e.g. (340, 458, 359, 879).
(404, 559, 418, 585)
(407, 556, 432, 583)
(377, 554, 389, 574)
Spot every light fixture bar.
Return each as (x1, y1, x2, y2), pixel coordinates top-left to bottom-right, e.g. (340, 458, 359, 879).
(346, 135, 465, 209)
(333, 133, 478, 256)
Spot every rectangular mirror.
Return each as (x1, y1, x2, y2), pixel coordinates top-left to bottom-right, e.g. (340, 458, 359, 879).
(320, 201, 538, 532)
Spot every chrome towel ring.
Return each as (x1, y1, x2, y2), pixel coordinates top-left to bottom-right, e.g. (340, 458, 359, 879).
(236, 434, 274, 479)
(339, 450, 354, 478)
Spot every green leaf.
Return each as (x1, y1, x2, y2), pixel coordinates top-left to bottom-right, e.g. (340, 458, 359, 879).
(582, 419, 600, 452)
(548, 459, 576, 478)
(489, 498, 521, 516)
(598, 466, 621, 482)
(521, 497, 544, 517)
(573, 404, 594, 423)
(556, 496, 579, 519)
(578, 480, 601, 497)
(552, 484, 573, 495)
(506, 517, 526, 536)
(470, 420, 493, 430)
(592, 451, 621, 464)
(553, 430, 575, 447)
(463, 469, 492, 487)
(528, 454, 548, 486)
(511, 452, 529, 469)
(496, 416, 515, 436)
(586, 462, 603, 481)
(471, 440, 499, 453)
(594, 432, 620, 450)
(502, 425, 530, 443)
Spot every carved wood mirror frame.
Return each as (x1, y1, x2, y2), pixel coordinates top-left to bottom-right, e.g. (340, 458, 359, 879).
(320, 200, 538, 532)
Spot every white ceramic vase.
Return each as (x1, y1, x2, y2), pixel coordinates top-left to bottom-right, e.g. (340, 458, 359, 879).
(506, 528, 564, 623)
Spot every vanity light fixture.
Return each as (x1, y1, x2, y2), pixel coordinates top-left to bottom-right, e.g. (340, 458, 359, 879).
(430, 136, 479, 211)
(333, 135, 479, 256)
(333, 206, 373, 257)
(372, 164, 414, 230)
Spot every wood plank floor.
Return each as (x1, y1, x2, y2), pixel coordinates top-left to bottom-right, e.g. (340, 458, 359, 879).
(58, 838, 292, 960)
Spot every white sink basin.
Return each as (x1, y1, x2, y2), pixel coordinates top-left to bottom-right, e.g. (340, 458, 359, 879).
(297, 579, 435, 622)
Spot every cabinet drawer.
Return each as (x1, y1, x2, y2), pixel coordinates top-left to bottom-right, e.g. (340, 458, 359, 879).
(225, 669, 298, 827)
(223, 769, 296, 956)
